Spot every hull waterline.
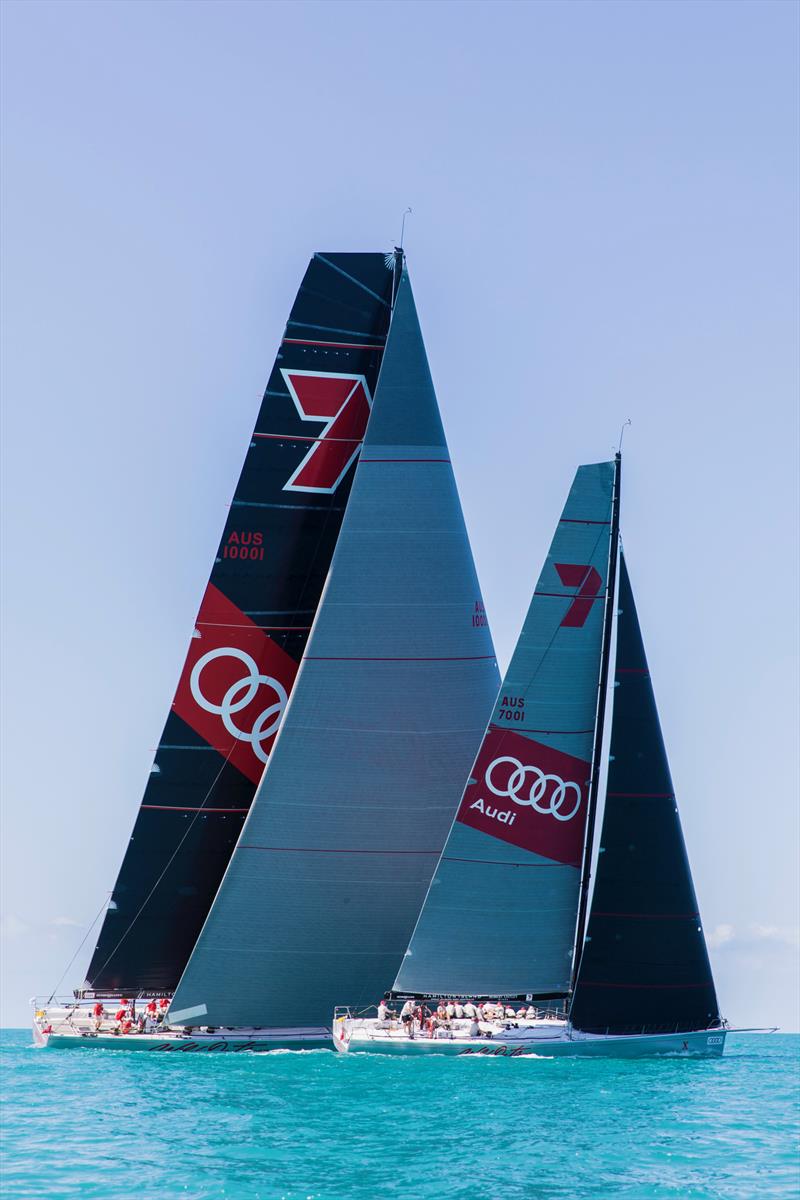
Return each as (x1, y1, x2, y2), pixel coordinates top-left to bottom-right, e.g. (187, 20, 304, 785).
(32, 1013, 329, 1053)
(333, 1017, 731, 1059)
(33, 1027, 329, 1053)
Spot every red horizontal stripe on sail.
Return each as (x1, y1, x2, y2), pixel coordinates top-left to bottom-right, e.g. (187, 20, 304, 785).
(535, 592, 605, 601)
(141, 806, 249, 813)
(360, 458, 451, 464)
(606, 792, 675, 798)
(442, 856, 566, 868)
(240, 845, 440, 855)
(253, 431, 363, 444)
(591, 912, 700, 920)
(578, 981, 712, 990)
(282, 338, 384, 350)
(197, 621, 311, 631)
(305, 654, 497, 662)
(489, 723, 594, 735)
(559, 518, 611, 525)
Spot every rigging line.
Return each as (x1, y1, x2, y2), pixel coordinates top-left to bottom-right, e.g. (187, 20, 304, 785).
(315, 255, 391, 308)
(87, 738, 240, 990)
(47, 893, 112, 1004)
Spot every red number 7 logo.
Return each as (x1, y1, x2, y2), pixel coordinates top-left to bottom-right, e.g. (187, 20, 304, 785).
(281, 370, 373, 494)
(554, 563, 603, 628)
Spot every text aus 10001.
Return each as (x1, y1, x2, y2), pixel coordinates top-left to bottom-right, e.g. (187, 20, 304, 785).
(221, 531, 264, 562)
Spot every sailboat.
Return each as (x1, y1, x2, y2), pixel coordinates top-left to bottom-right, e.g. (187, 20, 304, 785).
(33, 252, 500, 1051)
(333, 455, 767, 1057)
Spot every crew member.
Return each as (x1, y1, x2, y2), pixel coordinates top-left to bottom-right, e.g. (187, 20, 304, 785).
(92, 1001, 104, 1031)
(400, 999, 415, 1037)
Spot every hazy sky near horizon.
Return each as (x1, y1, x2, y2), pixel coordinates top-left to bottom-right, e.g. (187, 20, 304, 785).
(1, 0, 798, 1030)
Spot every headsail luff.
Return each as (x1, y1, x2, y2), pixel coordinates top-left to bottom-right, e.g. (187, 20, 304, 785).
(569, 552, 720, 1034)
(168, 266, 500, 1030)
(393, 461, 616, 1000)
(87, 254, 395, 995)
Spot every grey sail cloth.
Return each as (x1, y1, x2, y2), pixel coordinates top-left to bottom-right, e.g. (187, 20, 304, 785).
(169, 268, 500, 1029)
(394, 462, 615, 998)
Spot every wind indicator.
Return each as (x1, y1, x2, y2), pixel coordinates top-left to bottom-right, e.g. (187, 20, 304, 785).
(617, 418, 632, 455)
(399, 206, 412, 249)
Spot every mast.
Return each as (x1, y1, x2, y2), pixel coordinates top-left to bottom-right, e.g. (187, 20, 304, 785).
(570, 451, 621, 989)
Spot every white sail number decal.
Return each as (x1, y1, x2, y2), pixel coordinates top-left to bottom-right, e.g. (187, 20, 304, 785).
(189, 648, 288, 765)
(484, 756, 582, 822)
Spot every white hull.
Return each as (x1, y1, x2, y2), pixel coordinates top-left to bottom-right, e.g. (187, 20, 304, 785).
(34, 1027, 328, 1052)
(32, 1004, 328, 1052)
(333, 1016, 729, 1058)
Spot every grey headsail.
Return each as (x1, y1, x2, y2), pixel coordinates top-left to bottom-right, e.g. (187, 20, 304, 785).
(168, 265, 500, 1029)
(393, 460, 617, 1000)
(569, 551, 720, 1034)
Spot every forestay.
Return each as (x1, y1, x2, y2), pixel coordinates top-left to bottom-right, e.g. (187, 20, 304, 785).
(168, 266, 500, 1029)
(394, 461, 616, 999)
(570, 552, 720, 1034)
(87, 254, 395, 994)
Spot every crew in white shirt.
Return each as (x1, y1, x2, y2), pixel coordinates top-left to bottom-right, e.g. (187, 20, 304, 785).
(400, 999, 415, 1036)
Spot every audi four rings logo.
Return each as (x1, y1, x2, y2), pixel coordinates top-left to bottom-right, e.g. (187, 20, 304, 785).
(189, 647, 288, 764)
(484, 756, 582, 822)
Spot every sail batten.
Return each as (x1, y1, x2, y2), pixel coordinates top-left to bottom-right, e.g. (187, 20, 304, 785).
(86, 253, 395, 995)
(168, 266, 500, 1029)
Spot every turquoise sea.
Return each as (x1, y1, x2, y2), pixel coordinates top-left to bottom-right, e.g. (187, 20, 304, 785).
(1, 1030, 797, 1199)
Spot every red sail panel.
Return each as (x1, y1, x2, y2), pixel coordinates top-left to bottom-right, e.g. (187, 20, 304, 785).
(456, 728, 590, 868)
(172, 585, 298, 786)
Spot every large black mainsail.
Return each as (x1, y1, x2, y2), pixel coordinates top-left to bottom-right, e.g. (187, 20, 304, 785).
(168, 265, 501, 1031)
(569, 551, 720, 1034)
(87, 254, 396, 994)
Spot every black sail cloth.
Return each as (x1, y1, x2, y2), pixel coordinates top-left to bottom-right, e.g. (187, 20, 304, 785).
(570, 552, 720, 1035)
(86, 254, 395, 994)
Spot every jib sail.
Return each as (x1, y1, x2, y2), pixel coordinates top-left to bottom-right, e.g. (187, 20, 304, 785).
(86, 253, 396, 994)
(168, 264, 500, 1030)
(569, 551, 720, 1034)
(393, 460, 617, 1000)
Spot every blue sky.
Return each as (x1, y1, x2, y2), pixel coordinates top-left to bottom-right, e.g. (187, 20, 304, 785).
(1, 0, 797, 1030)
